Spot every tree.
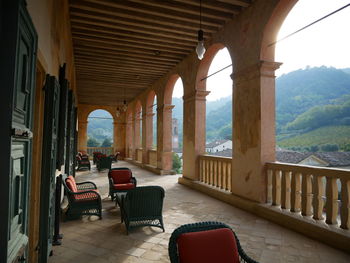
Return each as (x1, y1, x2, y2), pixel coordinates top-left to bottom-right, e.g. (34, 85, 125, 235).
(172, 153, 182, 174)
(101, 137, 112, 147)
(87, 137, 100, 147)
(320, 144, 339, 152)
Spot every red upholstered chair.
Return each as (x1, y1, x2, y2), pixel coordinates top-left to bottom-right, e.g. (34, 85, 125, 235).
(168, 221, 258, 263)
(108, 167, 137, 200)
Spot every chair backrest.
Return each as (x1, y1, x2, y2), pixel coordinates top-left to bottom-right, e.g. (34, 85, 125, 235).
(65, 175, 78, 192)
(109, 168, 132, 184)
(169, 222, 240, 263)
(124, 186, 164, 217)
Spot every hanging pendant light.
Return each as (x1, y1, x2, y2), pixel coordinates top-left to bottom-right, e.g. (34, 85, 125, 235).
(196, 0, 206, 60)
(122, 87, 128, 112)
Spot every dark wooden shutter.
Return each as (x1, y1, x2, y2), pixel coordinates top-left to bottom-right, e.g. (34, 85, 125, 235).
(0, 1, 37, 262)
(39, 75, 60, 262)
(65, 90, 76, 176)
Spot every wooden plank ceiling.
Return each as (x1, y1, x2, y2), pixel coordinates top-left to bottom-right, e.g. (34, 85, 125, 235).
(69, 0, 252, 106)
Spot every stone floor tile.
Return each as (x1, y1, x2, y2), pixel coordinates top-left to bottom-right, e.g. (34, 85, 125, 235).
(48, 161, 350, 263)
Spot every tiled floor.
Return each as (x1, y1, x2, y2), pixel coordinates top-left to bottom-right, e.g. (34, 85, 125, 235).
(49, 161, 350, 263)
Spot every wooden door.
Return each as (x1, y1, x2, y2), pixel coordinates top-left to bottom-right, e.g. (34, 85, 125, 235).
(0, 1, 38, 262)
(65, 91, 76, 176)
(39, 76, 61, 262)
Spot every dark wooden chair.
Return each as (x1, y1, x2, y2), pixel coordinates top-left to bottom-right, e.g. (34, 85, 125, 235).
(168, 221, 258, 263)
(119, 186, 165, 234)
(62, 174, 102, 220)
(96, 155, 112, 171)
(93, 151, 102, 164)
(108, 167, 136, 200)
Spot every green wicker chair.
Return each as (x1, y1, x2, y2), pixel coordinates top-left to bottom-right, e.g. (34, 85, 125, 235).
(62, 174, 102, 220)
(96, 156, 112, 171)
(119, 186, 165, 234)
(168, 221, 259, 263)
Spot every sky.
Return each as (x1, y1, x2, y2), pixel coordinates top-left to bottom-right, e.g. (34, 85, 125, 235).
(173, 0, 350, 101)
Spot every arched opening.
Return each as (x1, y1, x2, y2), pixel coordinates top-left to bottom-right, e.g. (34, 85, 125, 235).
(172, 77, 184, 174)
(87, 109, 114, 156)
(274, 0, 350, 158)
(205, 47, 233, 157)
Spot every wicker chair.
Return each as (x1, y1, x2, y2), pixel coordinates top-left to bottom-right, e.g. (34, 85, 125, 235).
(76, 152, 91, 171)
(96, 155, 112, 171)
(62, 174, 102, 220)
(168, 221, 259, 263)
(108, 167, 137, 200)
(119, 186, 165, 234)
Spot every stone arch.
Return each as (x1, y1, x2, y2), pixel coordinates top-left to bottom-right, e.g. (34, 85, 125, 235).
(82, 106, 116, 123)
(260, 0, 298, 61)
(164, 74, 181, 105)
(196, 43, 227, 91)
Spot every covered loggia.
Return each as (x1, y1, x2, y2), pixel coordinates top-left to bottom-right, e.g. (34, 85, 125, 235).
(1, 1, 350, 262)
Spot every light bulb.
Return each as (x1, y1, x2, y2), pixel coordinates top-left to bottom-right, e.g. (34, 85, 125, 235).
(196, 40, 206, 60)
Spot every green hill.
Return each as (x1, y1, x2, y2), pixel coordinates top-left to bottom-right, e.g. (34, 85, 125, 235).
(278, 126, 350, 151)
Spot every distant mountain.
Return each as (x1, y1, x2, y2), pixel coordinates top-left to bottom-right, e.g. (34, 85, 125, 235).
(341, 68, 350, 75)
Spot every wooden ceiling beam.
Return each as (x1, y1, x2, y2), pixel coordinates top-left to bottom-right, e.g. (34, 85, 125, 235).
(70, 16, 198, 43)
(76, 75, 155, 84)
(172, 0, 244, 13)
(71, 23, 195, 48)
(72, 33, 190, 55)
(216, 0, 251, 7)
(74, 48, 177, 67)
(75, 65, 163, 77)
(72, 0, 225, 27)
(72, 39, 184, 61)
(127, 0, 237, 20)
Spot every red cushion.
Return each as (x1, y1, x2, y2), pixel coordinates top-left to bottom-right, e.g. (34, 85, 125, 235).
(66, 177, 77, 192)
(177, 228, 239, 263)
(113, 183, 135, 190)
(110, 170, 132, 184)
(74, 192, 98, 201)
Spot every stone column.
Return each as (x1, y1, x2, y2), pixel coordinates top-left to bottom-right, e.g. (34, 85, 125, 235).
(142, 111, 154, 165)
(182, 90, 210, 180)
(231, 61, 281, 203)
(133, 114, 141, 160)
(157, 104, 175, 173)
(78, 120, 88, 153)
(125, 117, 133, 159)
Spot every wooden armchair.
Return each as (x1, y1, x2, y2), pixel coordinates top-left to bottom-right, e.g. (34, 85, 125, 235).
(108, 167, 137, 200)
(119, 186, 165, 234)
(62, 174, 102, 220)
(168, 221, 258, 263)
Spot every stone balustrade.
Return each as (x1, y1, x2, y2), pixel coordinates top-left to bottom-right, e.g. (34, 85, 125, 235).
(148, 149, 157, 167)
(87, 147, 113, 157)
(266, 162, 350, 230)
(198, 155, 232, 192)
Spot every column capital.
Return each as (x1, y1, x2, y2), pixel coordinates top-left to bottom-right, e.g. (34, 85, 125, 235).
(157, 104, 175, 113)
(183, 90, 210, 103)
(231, 60, 282, 83)
(78, 121, 88, 125)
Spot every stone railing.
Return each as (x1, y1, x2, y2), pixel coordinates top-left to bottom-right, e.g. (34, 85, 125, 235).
(136, 148, 143, 163)
(87, 147, 113, 157)
(128, 149, 133, 159)
(148, 149, 157, 167)
(266, 162, 350, 230)
(198, 155, 232, 192)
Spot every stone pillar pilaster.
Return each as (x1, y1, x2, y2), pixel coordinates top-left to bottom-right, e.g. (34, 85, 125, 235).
(231, 61, 281, 203)
(157, 104, 175, 173)
(133, 115, 141, 160)
(125, 117, 133, 159)
(142, 111, 155, 165)
(182, 90, 210, 180)
(78, 120, 88, 153)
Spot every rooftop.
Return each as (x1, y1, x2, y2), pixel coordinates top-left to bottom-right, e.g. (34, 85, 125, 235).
(49, 161, 350, 263)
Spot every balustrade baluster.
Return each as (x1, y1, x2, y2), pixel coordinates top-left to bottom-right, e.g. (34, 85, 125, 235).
(312, 175, 324, 220)
(326, 177, 338, 225)
(267, 169, 273, 203)
(214, 160, 218, 187)
(291, 172, 301, 212)
(199, 159, 203, 182)
(206, 159, 210, 184)
(218, 160, 222, 189)
(301, 174, 313, 216)
(228, 163, 232, 192)
(281, 171, 291, 210)
(340, 178, 350, 229)
(272, 170, 281, 206)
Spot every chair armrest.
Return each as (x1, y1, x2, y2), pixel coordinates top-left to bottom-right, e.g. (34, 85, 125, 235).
(71, 189, 101, 200)
(76, 181, 97, 190)
(131, 177, 137, 186)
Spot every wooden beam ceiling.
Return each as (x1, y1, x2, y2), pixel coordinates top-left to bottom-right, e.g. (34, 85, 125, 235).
(69, 0, 251, 106)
